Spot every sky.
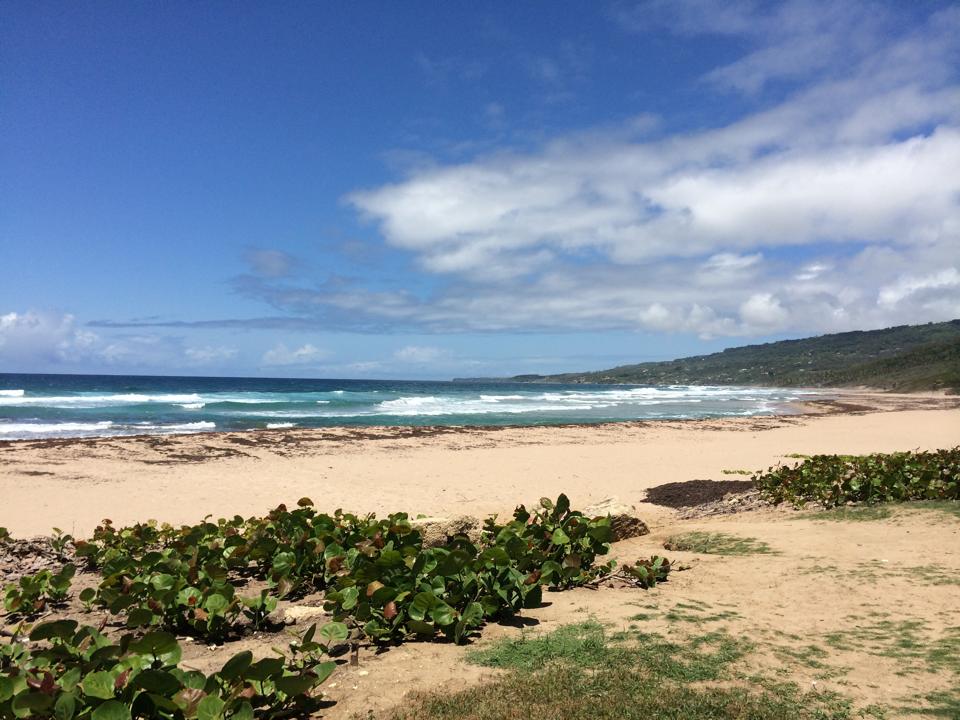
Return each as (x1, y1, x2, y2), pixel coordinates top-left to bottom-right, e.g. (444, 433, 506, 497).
(2, 0, 959, 380)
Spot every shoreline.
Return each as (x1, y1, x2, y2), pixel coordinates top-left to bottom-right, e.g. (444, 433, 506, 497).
(1, 390, 957, 538)
(2, 387, 955, 450)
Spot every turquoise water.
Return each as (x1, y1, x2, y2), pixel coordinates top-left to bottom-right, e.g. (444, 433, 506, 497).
(0, 373, 809, 439)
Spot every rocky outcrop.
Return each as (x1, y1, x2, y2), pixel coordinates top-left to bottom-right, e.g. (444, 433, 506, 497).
(583, 498, 649, 541)
(410, 515, 482, 547)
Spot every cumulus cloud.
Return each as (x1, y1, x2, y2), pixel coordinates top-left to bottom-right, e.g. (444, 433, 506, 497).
(88, 2, 960, 341)
(335, 4, 960, 337)
(0, 311, 98, 366)
(0, 310, 245, 371)
(261, 343, 328, 366)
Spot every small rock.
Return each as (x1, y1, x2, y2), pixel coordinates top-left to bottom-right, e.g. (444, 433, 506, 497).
(410, 516, 481, 547)
(583, 497, 650, 541)
(277, 605, 328, 625)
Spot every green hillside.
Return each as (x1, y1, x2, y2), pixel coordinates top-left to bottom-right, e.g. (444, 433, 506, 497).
(504, 320, 960, 391)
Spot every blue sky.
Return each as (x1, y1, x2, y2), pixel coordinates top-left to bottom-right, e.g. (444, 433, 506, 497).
(2, 1, 959, 379)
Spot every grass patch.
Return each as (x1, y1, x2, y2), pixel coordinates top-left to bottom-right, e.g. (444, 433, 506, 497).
(905, 500, 960, 520)
(802, 500, 960, 522)
(388, 621, 851, 720)
(849, 561, 960, 587)
(663, 600, 742, 624)
(664, 531, 775, 555)
(802, 506, 893, 522)
(823, 620, 960, 676)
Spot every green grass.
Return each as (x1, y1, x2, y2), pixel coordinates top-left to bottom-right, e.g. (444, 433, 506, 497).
(823, 619, 960, 676)
(386, 621, 852, 720)
(849, 561, 960, 586)
(801, 500, 960, 522)
(664, 531, 775, 555)
(663, 600, 742, 624)
(905, 500, 960, 520)
(802, 506, 893, 522)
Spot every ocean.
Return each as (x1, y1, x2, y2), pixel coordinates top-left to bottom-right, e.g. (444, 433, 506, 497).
(0, 373, 810, 440)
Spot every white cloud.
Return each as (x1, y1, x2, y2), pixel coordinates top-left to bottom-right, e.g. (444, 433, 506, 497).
(261, 343, 328, 366)
(394, 345, 447, 363)
(0, 311, 98, 366)
(340, 5, 960, 337)
(878, 268, 960, 308)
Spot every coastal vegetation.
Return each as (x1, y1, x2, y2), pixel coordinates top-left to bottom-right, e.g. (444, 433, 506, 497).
(483, 319, 960, 391)
(753, 447, 959, 507)
(663, 532, 775, 556)
(1, 496, 668, 718)
(3, 448, 958, 718)
(387, 621, 852, 720)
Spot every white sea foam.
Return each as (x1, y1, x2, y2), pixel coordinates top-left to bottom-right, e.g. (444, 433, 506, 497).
(0, 421, 114, 436)
(179, 403, 206, 410)
(128, 421, 216, 433)
(0, 389, 25, 397)
(0, 393, 204, 407)
(266, 422, 296, 429)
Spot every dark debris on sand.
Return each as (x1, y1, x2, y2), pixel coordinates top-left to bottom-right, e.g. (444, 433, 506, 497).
(643, 479, 772, 518)
(0, 538, 72, 583)
(644, 479, 756, 508)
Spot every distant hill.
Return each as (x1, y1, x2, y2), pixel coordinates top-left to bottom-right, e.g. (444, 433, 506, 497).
(461, 320, 960, 392)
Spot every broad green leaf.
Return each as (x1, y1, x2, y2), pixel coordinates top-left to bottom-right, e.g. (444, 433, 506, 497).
(53, 692, 76, 720)
(407, 619, 435, 636)
(313, 660, 336, 685)
(409, 591, 437, 622)
(203, 593, 229, 615)
(150, 573, 176, 591)
(197, 694, 226, 720)
(230, 701, 254, 720)
(340, 586, 359, 611)
(82, 670, 116, 700)
(219, 651, 253, 682)
(274, 674, 316, 696)
(90, 700, 131, 720)
(245, 657, 285, 682)
(318, 622, 349, 644)
(126, 608, 154, 627)
(29, 619, 78, 642)
(134, 669, 182, 695)
(13, 691, 55, 715)
(429, 601, 457, 627)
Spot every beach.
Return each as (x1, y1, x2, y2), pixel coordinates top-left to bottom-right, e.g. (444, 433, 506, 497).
(0, 390, 956, 537)
(2, 390, 959, 718)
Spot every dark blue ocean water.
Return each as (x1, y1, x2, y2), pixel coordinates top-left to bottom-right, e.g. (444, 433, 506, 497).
(0, 373, 808, 439)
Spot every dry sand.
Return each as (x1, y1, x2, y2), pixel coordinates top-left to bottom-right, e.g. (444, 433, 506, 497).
(1, 390, 959, 718)
(0, 390, 956, 537)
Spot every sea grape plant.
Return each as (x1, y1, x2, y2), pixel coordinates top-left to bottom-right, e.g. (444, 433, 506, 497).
(51, 494, 619, 645)
(621, 556, 671, 588)
(3, 564, 75, 616)
(0, 619, 340, 719)
(754, 447, 959, 507)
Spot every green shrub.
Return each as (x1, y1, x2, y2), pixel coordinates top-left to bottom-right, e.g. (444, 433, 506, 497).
(65, 494, 616, 645)
(753, 447, 959, 507)
(3, 564, 75, 616)
(0, 619, 337, 719)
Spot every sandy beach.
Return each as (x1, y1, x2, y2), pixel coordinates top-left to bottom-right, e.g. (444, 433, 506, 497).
(2, 390, 959, 718)
(0, 390, 956, 537)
